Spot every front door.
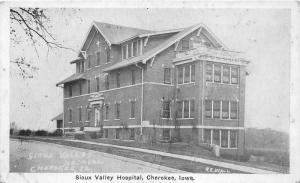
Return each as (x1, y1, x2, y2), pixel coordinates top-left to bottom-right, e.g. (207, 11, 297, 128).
(95, 108, 100, 127)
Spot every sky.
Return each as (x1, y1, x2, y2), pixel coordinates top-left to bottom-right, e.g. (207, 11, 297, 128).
(9, 8, 290, 132)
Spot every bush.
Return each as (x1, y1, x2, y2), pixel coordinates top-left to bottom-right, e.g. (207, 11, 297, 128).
(220, 152, 250, 162)
(74, 133, 85, 140)
(238, 153, 250, 162)
(48, 129, 63, 137)
(19, 129, 32, 136)
(35, 130, 48, 136)
(80, 126, 84, 131)
(89, 132, 98, 139)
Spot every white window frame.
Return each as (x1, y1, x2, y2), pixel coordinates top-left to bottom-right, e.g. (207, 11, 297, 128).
(177, 63, 196, 85)
(206, 63, 239, 86)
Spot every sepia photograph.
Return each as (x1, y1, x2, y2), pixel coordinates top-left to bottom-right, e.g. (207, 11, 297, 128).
(1, 1, 299, 183)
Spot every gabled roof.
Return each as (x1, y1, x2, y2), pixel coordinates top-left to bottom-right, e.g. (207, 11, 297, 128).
(51, 113, 63, 121)
(93, 21, 153, 44)
(138, 28, 184, 38)
(56, 73, 87, 86)
(103, 23, 223, 72)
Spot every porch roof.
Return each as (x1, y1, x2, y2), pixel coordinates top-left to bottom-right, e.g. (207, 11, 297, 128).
(56, 73, 88, 87)
(51, 113, 63, 121)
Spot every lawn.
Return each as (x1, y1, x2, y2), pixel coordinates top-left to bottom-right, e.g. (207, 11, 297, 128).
(10, 135, 288, 173)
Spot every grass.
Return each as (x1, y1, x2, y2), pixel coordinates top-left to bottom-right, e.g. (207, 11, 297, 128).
(10, 135, 289, 173)
(10, 136, 243, 174)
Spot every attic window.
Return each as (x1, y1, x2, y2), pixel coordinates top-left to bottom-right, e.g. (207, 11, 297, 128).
(122, 45, 127, 60)
(182, 39, 190, 50)
(133, 41, 137, 57)
(122, 39, 142, 60)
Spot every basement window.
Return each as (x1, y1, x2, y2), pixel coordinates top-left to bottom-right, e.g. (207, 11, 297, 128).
(221, 130, 228, 148)
(204, 129, 211, 144)
(162, 129, 170, 141)
(230, 130, 237, 148)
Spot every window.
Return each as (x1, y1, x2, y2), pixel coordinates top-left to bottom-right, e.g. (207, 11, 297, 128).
(78, 107, 82, 122)
(81, 61, 85, 72)
(222, 65, 230, 83)
(116, 72, 120, 88)
(87, 56, 91, 69)
(183, 100, 189, 118)
(96, 77, 100, 92)
(207, 63, 239, 85)
(230, 101, 238, 119)
(176, 101, 183, 118)
(164, 67, 171, 84)
(76, 62, 80, 73)
(86, 108, 91, 121)
(176, 100, 194, 119)
(116, 129, 120, 139)
(204, 129, 211, 144)
(190, 99, 195, 118)
(96, 52, 100, 65)
(69, 109, 72, 122)
(162, 129, 170, 140)
(115, 103, 120, 119)
(184, 65, 190, 83)
(230, 130, 237, 148)
(122, 45, 127, 59)
(104, 129, 108, 138)
(130, 101, 135, 118)
(77, 61, 84, 73)
(177, 66, 183, 84)
(177, 63, 195, 84)
(133, 41, 137, 57)
(222, 101, 229, 119)
(182, 39, 190, 50)
(191, 63, 195, 82)
(105, 104, 109, 120)
(106, 48, 110, 63)
(68, 85, 72, 97)
(206, 63, 213, 82)
(128, 43, 132, 58)
(205, 100, 212, 118)
(137, 39, 142, 55)
(87, 80, 90, 94)
(79, 81, 82, 95)
(231, 67, 239, 84)
(130, 129, 135, 140)
(213, 100, 221, 119)
(131, 70, 135, 85)
(213, 130, 220, 146)
(162, 100, 171, 118)
(214, 64, 221, 83)
(105, 75, 109, 90)
(221, 130, 228, 148)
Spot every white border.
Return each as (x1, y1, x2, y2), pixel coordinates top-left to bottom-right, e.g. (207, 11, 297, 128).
(1, 1, 299, 183)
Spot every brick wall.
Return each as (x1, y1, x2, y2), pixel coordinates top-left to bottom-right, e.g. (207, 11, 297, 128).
(61, 26, 247, 153)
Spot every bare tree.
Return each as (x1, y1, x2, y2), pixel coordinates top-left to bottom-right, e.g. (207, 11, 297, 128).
(10, 8, 78, 78)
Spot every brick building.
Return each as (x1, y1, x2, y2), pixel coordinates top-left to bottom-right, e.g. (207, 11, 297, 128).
(56, 22, 249, 155)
